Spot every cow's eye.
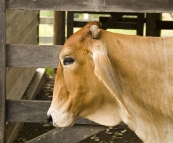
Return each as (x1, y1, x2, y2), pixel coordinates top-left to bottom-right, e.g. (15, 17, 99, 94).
(63, 57, 74, 65)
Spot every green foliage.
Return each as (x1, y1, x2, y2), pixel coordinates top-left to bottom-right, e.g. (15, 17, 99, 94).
(46, 68, 53, 75)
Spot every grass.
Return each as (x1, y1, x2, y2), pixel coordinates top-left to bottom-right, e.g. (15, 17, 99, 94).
(46, 68, 54, 75)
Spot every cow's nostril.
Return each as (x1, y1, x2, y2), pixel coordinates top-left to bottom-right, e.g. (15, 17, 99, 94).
(47, 115, 53, 124)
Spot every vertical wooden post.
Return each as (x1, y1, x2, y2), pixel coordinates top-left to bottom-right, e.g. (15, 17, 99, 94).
(137, 13, 145, 36)
(53, 11, 65, 73)
(67, 12, 74, 38)
(53, 11, 65, 45)
(146, 13, 161, 36)
(0, 0, 6, 142)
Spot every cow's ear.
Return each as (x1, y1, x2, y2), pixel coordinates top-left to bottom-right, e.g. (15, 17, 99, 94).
(92, 44, 130, 118)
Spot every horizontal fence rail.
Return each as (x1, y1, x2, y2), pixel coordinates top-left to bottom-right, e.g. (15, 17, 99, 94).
(6, 0, 173, 12)
(6, 44, 61, 68)
(27, 125, 107, 143)
(6, 100, 98, 125)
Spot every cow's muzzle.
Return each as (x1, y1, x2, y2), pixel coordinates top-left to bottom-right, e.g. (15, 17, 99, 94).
(47, 110, 75, 128)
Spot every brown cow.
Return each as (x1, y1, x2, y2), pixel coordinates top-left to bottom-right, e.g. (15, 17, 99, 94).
(47, 21, 173, 143)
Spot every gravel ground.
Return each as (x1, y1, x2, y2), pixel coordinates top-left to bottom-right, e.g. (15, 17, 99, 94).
(14, 74, 142, 143)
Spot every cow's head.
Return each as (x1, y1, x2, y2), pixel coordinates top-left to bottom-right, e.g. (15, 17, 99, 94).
(47, 21, 129, 128)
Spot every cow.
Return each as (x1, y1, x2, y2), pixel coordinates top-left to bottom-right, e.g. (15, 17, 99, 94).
(47, 21, 173, 143)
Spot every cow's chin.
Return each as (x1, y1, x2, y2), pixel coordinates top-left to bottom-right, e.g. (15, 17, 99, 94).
(48, 111, 75, 128)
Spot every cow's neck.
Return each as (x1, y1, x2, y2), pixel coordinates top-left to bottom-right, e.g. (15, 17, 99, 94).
(118, 90, 173, 142)
(103, 32, 173, 143)
(120, 100, 173, 143)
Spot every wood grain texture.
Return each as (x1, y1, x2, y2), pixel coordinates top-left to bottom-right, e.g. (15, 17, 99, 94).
(6, 68, 45, 143)
(6, 10, 38, 44)
(6, 68, 36, 100)
(6, 10, 39, 100)
(5, 10, 39, 143)
(6, 0, 173, 12)
(6, 123, 23, 143)
(0, 0, 6, 142)
(9, 16, 38, 44)
(6, 100, 51, 122)
(27, 125, 106, 143)
(6, 100, 98, 125)
(6, 44, 61, 68)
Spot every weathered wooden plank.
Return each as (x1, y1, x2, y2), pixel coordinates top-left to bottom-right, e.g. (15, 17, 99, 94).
(6, 71, 35, 98)
(23, 68, 46, 100)
(25, 28, 38, 45)
(6, 100, 51, 122)
(6, 0, 173, 12)
(6, 11, 39, 99)
(7, 68, 36, 100)
(6, 68, 23, 99)
(0, 0, 6, 142)
(6, 9, 39, 99)
(6, 68, 46, 143)
(27, 125, 106, 143)
(6, 122, 23, 143)
(10, 16, 38, 44)
(6, 100, 97, 125)
(6, 44, 61, 68)
(6, 10, 39, 143)
(6, 10, 39, 44)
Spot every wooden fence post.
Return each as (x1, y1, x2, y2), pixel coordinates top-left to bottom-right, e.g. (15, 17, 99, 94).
(53, 11, 65, 45)
(146, 13, 161, 36)
(67, 12, 74, 38)
(53, 11, 65, 73)
(0, 0, 6, 142)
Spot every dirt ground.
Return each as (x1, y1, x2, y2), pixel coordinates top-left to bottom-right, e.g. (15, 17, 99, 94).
(14, 74, 142, 143)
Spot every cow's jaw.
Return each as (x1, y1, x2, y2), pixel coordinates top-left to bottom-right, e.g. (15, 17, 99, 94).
(84, 103, 122, 127)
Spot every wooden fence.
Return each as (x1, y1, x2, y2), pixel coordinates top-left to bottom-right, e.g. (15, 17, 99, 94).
(1, 0, 173, 142)
(40, 12, 173, 44)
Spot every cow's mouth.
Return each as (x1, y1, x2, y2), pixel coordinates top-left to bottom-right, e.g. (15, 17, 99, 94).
(47, 115, 53, 124)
